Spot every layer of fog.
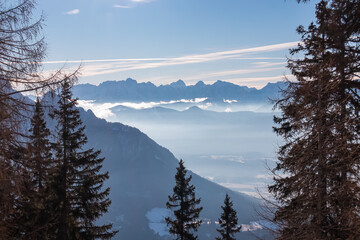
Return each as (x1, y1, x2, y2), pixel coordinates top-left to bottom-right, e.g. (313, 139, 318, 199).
(77, 99, 274, 119)
(78, 100, 280, 197)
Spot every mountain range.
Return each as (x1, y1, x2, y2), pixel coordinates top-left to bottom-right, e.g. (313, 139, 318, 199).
(73, 78, 286, 104)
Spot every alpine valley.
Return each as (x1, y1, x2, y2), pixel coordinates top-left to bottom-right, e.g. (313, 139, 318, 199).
(55, 78, 285, 239)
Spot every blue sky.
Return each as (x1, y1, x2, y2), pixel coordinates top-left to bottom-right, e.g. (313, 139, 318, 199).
(37, 0, 317, 88)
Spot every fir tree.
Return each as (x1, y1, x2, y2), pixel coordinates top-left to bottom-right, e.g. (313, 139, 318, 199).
(166, 159, 203, 240)
(51, 77, 116, 240)
(17, 98, 54, 239)
(27, 99, 53, 191)
(269, 0, 360, 239)
(216, 194, 241, 240)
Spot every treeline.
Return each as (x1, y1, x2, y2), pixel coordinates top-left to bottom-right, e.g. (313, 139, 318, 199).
(1, 77, 117, 239)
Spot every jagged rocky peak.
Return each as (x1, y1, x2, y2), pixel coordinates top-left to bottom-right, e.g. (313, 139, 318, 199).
(125, 78, 137, 84)
(170, 79, 186, 88)
(213, 80, 234, 86)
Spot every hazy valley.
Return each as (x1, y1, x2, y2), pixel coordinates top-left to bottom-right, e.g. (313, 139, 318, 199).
(73, 79, 281, 200)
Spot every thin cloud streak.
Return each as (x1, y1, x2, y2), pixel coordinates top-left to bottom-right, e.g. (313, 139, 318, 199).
(42, 58, 170, 64)
(43, 57, 285, 65)
(131, 0, 155, 2)
(64, 9, 80, 15)
(252, 62, 287, 68)
(222, 75, 295, 88)
(47, 41, 298, 77)
(181, 67, 285, 81)
(113, 5, 132, 8)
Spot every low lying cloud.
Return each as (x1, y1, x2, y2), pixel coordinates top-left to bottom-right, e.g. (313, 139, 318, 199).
(202, 155, 245, 163)
(77, 100, 117, 119)
(117, 98, 207, 109)
(77, 98, 208, 119)
(198, 102, 212, 110)
(218, 183, 256, 190)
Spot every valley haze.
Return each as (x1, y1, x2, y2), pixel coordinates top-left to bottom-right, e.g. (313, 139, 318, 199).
(74, 78, 282, 200)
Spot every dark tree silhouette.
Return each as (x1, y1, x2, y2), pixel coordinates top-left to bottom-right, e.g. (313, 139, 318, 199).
(216, 194, 241, 240)
(166, 160, 203, 240)
(269, 0, 360, 239)
(16, 99, 55, 238)
(26, 99, 53, 192)
(50, 77, 116, 240)
(0, 1, 60, 238)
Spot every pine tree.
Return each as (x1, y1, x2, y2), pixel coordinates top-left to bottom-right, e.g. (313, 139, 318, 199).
(166, 159, 203, 240)
(50, 77, 116, 240)
(269, 0, 360, 239)
(216, 194, 241, 240)
(16, 98, 55, 239)
(26, 99, 53, 192)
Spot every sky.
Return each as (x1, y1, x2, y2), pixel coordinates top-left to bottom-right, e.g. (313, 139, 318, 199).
(36, 0, 318, 88)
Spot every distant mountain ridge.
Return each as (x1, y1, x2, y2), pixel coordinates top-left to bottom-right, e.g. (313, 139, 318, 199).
(73, 78, 286, 104)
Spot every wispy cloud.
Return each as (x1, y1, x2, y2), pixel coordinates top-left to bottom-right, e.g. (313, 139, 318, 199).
(252, 61, 287, 68)
(181, 67, 285, 81)
(42, 58, 170, 64)
(64, 9, 80, 15)
(131, 0, 155, 2)
(44, 41, 298, 79)
(113, 5, 132, 8)
(220, 74, 295, 89)
(112, 0, 155, 9)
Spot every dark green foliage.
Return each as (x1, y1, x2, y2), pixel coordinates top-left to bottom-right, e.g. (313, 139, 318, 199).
(26, 99, 53, 191)
(16, 99, 55, 239)
(50, 77, 116, 240)
(166, 160, 203, 240)
(216, 194, 241, 240)
(270, 0, 360, 239)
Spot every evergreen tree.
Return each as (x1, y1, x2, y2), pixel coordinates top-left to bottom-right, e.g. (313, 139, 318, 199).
(269, 0, 360, 239)
(27, 99, 53, 191)
(17, 99, 54, 239)
(166, 160, 203, 240)
(51, 77, 116, 240)
(216, 194, 241, 240)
